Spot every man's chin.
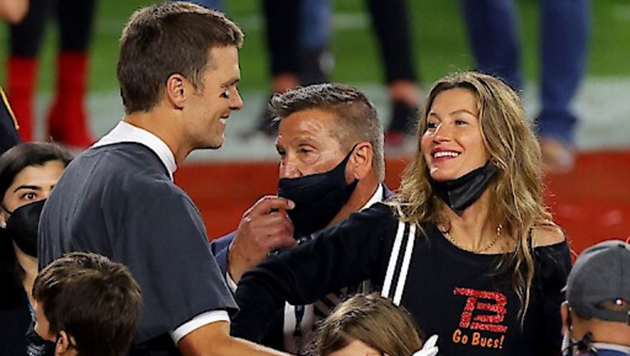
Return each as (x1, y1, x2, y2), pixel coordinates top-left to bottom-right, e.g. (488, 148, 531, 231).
(194, 133, 225, 151)
(208, 138, 225, 150)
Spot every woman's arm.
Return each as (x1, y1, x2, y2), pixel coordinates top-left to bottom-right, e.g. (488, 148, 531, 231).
(534, 239, 572, 356)
(231, 204, 397, 342)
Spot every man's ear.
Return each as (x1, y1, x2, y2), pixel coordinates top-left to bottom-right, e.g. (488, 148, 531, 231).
(55, 331, 76, 356)
(561, 301, 570, 333)
(349, 142, 373, 180)
(165, 73, 187, 109)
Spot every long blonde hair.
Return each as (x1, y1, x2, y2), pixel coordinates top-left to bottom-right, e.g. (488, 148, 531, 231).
(392, 71, 555, 320)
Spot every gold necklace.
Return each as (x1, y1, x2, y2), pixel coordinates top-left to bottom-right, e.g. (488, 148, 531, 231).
(439, 224, 503, 253)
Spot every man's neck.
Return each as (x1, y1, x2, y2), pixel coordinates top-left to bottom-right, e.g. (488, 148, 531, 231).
(125, 109, 189, 165)
(327, 178, 380, 228)
(574, 317, 630, 349)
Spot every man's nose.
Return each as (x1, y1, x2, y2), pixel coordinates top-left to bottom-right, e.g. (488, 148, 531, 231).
(230, 89, 244, 110)
(279, 159, 301, 179)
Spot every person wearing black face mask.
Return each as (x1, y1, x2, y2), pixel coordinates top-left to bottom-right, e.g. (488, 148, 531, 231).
(0, 142, 72, 356)
(210, 83, 390, 354)
(26, 252, 142, 356)
(560, 240, 630, 356)
(231, 72, 572, 356)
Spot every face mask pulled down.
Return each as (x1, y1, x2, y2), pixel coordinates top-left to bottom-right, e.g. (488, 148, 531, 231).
(429, 161, 498, 214)
(278, 149, 358, 237)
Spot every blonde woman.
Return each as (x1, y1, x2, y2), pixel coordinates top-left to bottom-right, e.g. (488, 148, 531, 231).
(233, 72, 571, 356)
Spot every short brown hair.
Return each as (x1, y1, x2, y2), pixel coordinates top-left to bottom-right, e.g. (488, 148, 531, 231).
(33, 252, 142, 356)
(270, 83, 385, 181)
(117, 2, 244, 114)
(313, 293, 423, 356)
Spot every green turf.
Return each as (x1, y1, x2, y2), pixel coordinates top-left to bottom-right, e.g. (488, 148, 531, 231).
(1, 0, 628, 93)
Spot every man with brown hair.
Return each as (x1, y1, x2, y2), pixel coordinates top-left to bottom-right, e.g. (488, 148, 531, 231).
(39, 3, 290, 356)
(211, 83, 390, 354)
(28, 252, 142, 356)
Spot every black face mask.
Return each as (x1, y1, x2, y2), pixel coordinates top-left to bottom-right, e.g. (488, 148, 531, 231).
(429, 161, 498, 215)
(4, 199, 47, 257)
(278, 147, 358, 237)
(25, 322, 57, 356)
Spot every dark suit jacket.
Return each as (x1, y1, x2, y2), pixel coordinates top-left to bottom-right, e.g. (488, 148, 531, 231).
(0, 87, 20, 155)
(209, 185, 393, 351)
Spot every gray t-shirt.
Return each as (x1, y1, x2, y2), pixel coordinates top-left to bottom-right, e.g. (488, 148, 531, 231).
(39, 143, 237, 355)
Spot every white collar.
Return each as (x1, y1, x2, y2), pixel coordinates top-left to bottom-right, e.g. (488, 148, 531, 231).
(360, 184, 384, 211)
(93, 121, 177, 181)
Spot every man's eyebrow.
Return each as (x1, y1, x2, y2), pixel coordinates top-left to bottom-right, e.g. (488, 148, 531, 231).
(223, 77, 240, 87)
(13, 185, 42, 193)
(292, 136, 319, 146)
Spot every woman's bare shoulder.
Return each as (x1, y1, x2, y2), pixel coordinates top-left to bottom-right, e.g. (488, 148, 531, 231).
(532, 224, 566, 247)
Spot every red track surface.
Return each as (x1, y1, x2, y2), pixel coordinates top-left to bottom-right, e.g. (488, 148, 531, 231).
(176, 150, 630, 254)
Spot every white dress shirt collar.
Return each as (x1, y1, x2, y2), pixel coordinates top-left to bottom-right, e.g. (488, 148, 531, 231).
(360, 183, 385, 211)
(93, 121, 177, 181)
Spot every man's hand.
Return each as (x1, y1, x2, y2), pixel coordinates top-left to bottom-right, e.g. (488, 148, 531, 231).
(228, 196, 296, 283)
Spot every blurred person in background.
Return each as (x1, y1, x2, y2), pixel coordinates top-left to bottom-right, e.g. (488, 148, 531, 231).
(0, 86, 20, 154)
(0, 142, 72, 355)
(0, 0, 27, 23)
(0, 0, 27, 153)
(250, 0, 421, 150)
(173, 0, 223, 10)
(6, 0, 97, 147)
(460, 0, 590, 172)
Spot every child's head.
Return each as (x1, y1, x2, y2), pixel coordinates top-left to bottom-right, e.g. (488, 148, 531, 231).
(314, 293, 425, 356)
(32, 252, 142, 356)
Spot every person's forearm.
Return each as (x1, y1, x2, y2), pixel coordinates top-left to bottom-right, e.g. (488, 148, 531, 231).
(232, 209, 392, 340)
(216, 336, 291, 356)
(232, 266, 287, 341)
(177, 321, 291, 356)
(180, 336, 291, 356)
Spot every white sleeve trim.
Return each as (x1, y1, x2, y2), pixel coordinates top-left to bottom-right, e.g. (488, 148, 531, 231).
(170, 310, 230, 344)
(225, 271, 238, 293)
